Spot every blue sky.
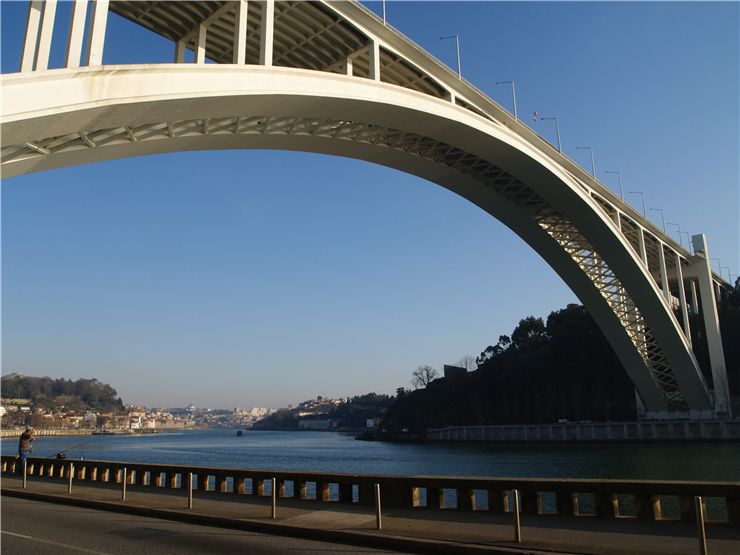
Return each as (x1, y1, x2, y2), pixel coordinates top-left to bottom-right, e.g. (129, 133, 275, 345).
(1, 1, 738, 409)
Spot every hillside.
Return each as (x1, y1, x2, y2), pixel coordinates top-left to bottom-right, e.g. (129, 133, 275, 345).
(1, 374, 124, 414)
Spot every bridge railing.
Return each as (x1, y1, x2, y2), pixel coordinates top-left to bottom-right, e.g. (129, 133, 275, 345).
(2, 455, 738, 525)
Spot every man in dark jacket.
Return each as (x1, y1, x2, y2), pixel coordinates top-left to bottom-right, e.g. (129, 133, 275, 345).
(17, 427, 34, 472)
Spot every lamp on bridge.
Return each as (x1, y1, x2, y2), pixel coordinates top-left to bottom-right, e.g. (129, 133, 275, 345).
(628, 191, 647, 217)
(494, 81, 518, 120)
(648, 208, 666, 233)
(540, 117, 562, 152)
(604, 170, 625, 200)
(439, 35, 462, 78)
(576, 146, 596, 177)
(667, 222, 684, 247)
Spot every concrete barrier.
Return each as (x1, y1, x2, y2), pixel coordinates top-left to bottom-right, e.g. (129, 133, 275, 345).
(428, 419, 740, 443)
(2, 455, 738, 525)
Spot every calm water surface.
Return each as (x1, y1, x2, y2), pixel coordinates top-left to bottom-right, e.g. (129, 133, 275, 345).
(3, 430, 739, 481)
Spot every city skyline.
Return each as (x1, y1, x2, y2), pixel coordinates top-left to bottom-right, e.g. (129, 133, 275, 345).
(2, 1, 738, 408)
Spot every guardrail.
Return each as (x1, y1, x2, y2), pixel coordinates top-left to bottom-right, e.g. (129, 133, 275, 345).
(2, 455, 738, 525)
(428, 420, 740, 442)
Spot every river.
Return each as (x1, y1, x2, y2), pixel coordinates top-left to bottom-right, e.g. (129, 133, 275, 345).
(3, 430, 739, 481)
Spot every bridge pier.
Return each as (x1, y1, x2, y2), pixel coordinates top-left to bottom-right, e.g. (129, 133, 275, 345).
(686, 235, 731, 418)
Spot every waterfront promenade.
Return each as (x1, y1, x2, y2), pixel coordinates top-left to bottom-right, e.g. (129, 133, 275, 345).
(2, 473, 738, 554)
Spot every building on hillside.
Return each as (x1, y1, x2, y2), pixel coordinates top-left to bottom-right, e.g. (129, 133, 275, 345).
(443, 365, 467, 378)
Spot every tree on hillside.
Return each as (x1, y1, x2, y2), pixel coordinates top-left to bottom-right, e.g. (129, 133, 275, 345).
(411, 365, 438, 389)
(456, 355, 477, 371)
(510, 317, 548, 353)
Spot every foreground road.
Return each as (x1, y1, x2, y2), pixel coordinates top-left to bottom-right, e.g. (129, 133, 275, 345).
(1, 496, 402, 555)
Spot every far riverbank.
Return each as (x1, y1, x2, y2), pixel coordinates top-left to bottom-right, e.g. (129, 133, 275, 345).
(0, 428, 171, 439)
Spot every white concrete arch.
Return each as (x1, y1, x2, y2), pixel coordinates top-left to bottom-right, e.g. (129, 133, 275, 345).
(0, 65, 714, 416)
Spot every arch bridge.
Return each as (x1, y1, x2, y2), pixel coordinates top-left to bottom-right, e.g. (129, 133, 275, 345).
(0, 0, 732, 419)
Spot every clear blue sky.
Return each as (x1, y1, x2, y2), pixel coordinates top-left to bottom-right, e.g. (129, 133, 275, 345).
(2, 1, 738, 409)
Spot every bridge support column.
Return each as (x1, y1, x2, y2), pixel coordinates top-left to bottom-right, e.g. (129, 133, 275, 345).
(233, 0, 248, 64)
(85, 0, 109, 67)
(65, 0, 88, 68)
(369, 40, 380, 81)
(674, 252, 691, 345)
(690, 280, 699, 314)
(174, 40, 186, 63)
(657, 243, 670, 302)
(260, 0, 274, 66)
(636, 227, 649, 266)
(21, 1, 43, 72)
(689, 234, 731, 417)
(35, 0, 57, 72)
(195, 24, 207, 64)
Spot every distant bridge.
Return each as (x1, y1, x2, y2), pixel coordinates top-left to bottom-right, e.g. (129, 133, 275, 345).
(0, 1, 731, 418)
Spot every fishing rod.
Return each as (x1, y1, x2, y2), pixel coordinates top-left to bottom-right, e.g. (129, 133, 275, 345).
(44, 441, 93, 459)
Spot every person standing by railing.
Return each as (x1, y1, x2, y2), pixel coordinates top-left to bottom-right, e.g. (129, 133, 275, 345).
(17, 427, 34, 473)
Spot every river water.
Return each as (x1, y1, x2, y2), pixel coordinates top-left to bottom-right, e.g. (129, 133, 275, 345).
(3, 430, 739, 481)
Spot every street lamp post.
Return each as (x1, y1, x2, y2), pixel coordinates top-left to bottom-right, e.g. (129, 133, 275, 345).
(576, 146, 596, 177)
(439, 35, 461, 78)
(605, 170, 624, 200)
(382, 0, 386, 24)
(649, 207, 666, 233)
(540, 116, 561, 152)
(495, 80, 518, 120)
(667, 222, 684, 247)
(629, 191, 647, 217)
(678, 231, 692, 253)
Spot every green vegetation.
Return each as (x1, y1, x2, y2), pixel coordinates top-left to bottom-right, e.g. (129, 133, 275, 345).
(382, 283, 740, 431)
(381, 304, 635, 430)
(1, 374, 124, 413)
(252, 393, 395, 431)
(689, 277, 740, 399)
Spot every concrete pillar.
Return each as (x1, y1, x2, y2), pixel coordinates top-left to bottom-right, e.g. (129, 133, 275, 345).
(259, 0, 274, 66)
(233, 0, 248, 64)
(85, 0, 109, 66)
(690, 234, 731, 417)
(195, 23, 207, 64)
(339, 482, 354, 503)
(555, 492, 577, 516)
(174, 40, 186, 63)
(691, 280, 699, 315)
(65, 0, 87, 68)
(21, 1, 43, 72)
(657, 243, 671, 303)
(674, 252, 691, 345)
(369, 39, 380, 81)
(637, 227, 648, 267)
(34, 0, 57, 71)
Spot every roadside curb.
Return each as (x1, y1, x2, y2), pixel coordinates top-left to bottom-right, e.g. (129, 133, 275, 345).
(1, 488, 552, 555)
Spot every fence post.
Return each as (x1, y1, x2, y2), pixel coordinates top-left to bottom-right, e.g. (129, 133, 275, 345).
(187, 472, 193, 509)
(121, 467, 127, 500)
(513, 489, 522, 543)
(22, 460, 27, 489)
(694, 496, 707, 555)
(68, 463, 74, 494)
(374, 483, 382, 530)
(271, 477, 277, 519)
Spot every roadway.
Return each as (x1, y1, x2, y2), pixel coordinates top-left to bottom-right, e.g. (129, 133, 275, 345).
(1, 496, 402, 555)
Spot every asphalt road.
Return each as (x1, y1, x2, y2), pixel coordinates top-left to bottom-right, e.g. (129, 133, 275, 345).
(1, 496, 404, 554)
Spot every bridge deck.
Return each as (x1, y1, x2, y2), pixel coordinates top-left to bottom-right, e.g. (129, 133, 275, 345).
(2, 474, 738, 555)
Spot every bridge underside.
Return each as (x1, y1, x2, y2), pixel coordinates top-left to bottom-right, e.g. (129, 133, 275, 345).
(0, 0, 731, 418)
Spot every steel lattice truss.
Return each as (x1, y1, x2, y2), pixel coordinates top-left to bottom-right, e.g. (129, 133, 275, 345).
(0, 115, 688, 409)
